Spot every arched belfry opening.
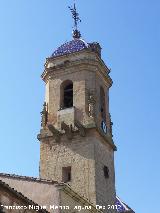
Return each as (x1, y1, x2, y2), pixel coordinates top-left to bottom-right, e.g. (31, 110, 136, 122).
(60, 80, 73, 109)
(100, 86, 106, 122)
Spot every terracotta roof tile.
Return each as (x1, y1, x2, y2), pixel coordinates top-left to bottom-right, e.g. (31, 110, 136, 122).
(0, 173, 58, 185)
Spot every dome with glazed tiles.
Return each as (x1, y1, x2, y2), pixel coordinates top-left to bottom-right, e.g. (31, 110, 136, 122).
(51, 38, 89, 57)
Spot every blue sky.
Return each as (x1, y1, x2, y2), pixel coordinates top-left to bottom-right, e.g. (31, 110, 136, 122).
(0, 1, 160, 212)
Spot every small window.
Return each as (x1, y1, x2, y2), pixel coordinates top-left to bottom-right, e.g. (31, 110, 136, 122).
(103, 166, 109, 178)
(62, 166, 71, 182)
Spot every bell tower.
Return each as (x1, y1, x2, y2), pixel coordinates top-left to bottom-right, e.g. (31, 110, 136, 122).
(38, 3, 117, 212)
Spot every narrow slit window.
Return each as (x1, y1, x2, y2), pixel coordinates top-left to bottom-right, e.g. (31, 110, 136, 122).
(104, 166, 109, 179)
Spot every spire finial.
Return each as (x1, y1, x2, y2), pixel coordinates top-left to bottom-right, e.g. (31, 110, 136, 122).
(68, 0, 81, 39)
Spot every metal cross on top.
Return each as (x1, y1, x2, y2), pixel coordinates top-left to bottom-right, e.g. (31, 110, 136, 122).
(68, 1, 81, 38)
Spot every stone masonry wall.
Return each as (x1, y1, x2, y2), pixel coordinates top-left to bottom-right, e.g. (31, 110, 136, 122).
(0, 183, 40, 213)
(40, 129, 116, 211)
(40, 132, 97, 205)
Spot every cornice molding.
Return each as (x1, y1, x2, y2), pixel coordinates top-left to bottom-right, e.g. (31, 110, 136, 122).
(42, 57, 112, 87)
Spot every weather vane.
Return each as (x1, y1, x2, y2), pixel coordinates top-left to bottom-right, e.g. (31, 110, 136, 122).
(68, 1, 81, 38)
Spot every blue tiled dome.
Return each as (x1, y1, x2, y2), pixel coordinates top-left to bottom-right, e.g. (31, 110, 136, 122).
(52, 39, 89, 57)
